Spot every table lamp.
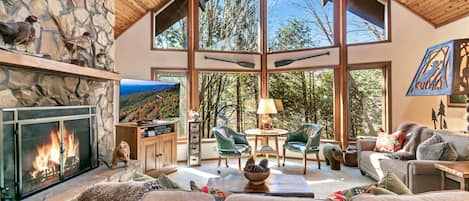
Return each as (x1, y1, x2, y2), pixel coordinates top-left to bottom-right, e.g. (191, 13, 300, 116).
(257, 98, 277, 129)
(406, 39, 469, 131)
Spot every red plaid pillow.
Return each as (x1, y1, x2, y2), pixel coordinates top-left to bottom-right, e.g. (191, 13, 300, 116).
(374, 130, 405, 152)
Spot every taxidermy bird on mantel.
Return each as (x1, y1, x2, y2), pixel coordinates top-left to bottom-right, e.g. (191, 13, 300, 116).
(0, 15, 38, 50)
(51, 14, 94, 67)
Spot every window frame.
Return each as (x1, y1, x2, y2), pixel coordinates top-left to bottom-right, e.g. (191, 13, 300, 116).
(346, 61, 391, 140)
(266, 0, 341, 54)
(345, 0, 392, 47)
(150, 0, 189, 51)
(151, 68, 190, 140)
(196, 0, 262, 53)
(267, 66, 339, 142)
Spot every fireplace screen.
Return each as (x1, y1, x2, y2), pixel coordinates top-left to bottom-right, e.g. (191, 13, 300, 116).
(0, 106, 98, 199)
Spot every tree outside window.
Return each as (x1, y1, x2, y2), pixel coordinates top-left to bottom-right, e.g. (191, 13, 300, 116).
(348, 68, 385, 138)
(269, 69, 334, 140)
(198, 73, 259, 138)
(199, 0, 260, 52)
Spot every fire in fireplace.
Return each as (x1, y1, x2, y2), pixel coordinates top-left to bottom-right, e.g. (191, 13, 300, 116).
(0, 106, 98, 200)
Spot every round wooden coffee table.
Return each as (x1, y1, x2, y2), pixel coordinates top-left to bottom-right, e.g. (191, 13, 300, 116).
(244, 128, 288, 167)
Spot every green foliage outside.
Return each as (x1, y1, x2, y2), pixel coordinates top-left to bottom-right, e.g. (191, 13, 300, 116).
(154, 17, 187, 49)
(198, 73, 259, 138)
(269, 70, 334, 139)
(348, 69, 384, 138)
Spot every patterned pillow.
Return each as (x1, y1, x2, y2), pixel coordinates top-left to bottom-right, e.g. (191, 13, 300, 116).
(375, 130, 405, 153)
(327, 184, 377, 201)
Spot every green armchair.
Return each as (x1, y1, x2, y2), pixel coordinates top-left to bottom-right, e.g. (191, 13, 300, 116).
(213, 126, 251, 174)
(282, 123, 323, 174)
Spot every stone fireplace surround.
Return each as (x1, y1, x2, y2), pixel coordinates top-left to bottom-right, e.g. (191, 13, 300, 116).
(0, 0, 128, 199)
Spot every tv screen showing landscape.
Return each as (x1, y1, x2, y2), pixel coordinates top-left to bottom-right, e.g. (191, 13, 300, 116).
(119, 79, 180, 123)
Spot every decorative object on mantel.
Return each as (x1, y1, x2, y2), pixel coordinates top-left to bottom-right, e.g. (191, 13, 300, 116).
(204, 56, 256, 68)
(111, 141, 131, 169)
(407, 38, 469, 131)
(51, 14, 95, 68)
(243, 156, 270, 185)
(274, 51, 330, 67)
(0, 15, 37, 51)
(431, 100, 448, 129)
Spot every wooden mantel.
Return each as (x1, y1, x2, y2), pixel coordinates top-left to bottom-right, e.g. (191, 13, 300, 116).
(0, 49, 122, 81)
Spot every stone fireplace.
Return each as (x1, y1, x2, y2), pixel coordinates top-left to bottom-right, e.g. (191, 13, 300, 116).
(0, 0, 120, 199)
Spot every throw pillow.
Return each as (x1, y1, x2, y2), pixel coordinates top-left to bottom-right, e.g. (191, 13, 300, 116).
(378, 171, 412, 195)
(370, 187, 398, 195)
(375, 130, 405, 152)
(157, 174, 181, 189)
(327, 184, 377, 201)
(440, 143, 458, 161)
(416, 134, 458, 161)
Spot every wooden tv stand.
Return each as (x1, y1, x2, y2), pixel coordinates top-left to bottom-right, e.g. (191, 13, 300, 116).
(116, 121, 177, 177)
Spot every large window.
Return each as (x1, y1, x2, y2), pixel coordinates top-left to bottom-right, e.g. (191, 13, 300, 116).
(199, 73, 259, 138)
(268, 0, 335, 52)
(198, 0, 260, 52)
(348, 67, 388, 138)
(268, 69, 334, 139)
(153, 0, 187, 49)
(154, 71, 188, 137)
(346, 0, 388, 44)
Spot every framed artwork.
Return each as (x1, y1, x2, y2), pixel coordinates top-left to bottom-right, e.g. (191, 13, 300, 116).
(447, 95, 466, 108)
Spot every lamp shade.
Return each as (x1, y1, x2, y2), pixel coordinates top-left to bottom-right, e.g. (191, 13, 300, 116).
(257, 98, 277, 114)
(406, 39, 469, 96)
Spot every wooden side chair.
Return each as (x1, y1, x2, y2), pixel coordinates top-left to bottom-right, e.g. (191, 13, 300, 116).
(282, 123, 323, 174)
(213, 126, 251, 174)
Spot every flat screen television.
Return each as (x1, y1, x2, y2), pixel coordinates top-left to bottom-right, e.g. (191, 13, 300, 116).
(119, 78, 180, 123)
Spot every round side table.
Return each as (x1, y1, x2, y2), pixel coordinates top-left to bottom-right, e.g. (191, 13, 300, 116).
(244, 128, 288, 167)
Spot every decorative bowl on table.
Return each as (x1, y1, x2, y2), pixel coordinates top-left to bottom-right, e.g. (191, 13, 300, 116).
(244, 170, 270, 185)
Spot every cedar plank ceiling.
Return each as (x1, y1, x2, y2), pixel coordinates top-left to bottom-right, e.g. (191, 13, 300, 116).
(115, 0, 170, 38)
(396, 0, 469, 27)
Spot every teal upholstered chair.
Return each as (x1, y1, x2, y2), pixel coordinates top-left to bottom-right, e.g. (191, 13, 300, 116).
(213, 126, 251, 174)
(282, 123, 323, 174)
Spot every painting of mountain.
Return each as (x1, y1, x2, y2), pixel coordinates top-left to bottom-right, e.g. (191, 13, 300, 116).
(119, 79, 180, 122)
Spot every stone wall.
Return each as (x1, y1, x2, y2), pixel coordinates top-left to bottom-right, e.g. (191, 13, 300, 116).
(0, 0, 116, 153)
(0, 0, 115, 70)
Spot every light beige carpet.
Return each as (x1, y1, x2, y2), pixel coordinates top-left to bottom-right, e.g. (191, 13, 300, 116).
(167, 158, 374, 199)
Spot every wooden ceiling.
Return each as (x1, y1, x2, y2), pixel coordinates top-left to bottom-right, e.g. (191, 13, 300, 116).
(115, 0, 170, 38)
(396, 0, 469, 27)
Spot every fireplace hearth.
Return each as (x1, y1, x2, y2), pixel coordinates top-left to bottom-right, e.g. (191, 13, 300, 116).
(0, 106, 98, 200)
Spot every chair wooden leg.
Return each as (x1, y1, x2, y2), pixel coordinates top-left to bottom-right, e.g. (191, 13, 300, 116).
(316, 152, 321, 170)
(282, 148, 286, 167)
(238, 158, 242, 171)
(225, 158, 229, 168)
(303, 153, 307, 175)
(217, 156, 221, 174)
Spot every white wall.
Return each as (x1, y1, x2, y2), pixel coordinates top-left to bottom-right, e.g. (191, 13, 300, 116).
(116, 2, 469, 161)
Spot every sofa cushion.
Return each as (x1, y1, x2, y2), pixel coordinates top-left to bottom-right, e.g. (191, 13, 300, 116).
(436, 130, 469, 161)
(143, 191, 214, 201)
(375, 130, 405, 152)
(226, 194, 317, 201)
(378, 171, 412, 195)
(379, 159, 407, 182)
(370, 187, 397, 195)
(360, 151, 390, 180)
(350, 190, 469, 201)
